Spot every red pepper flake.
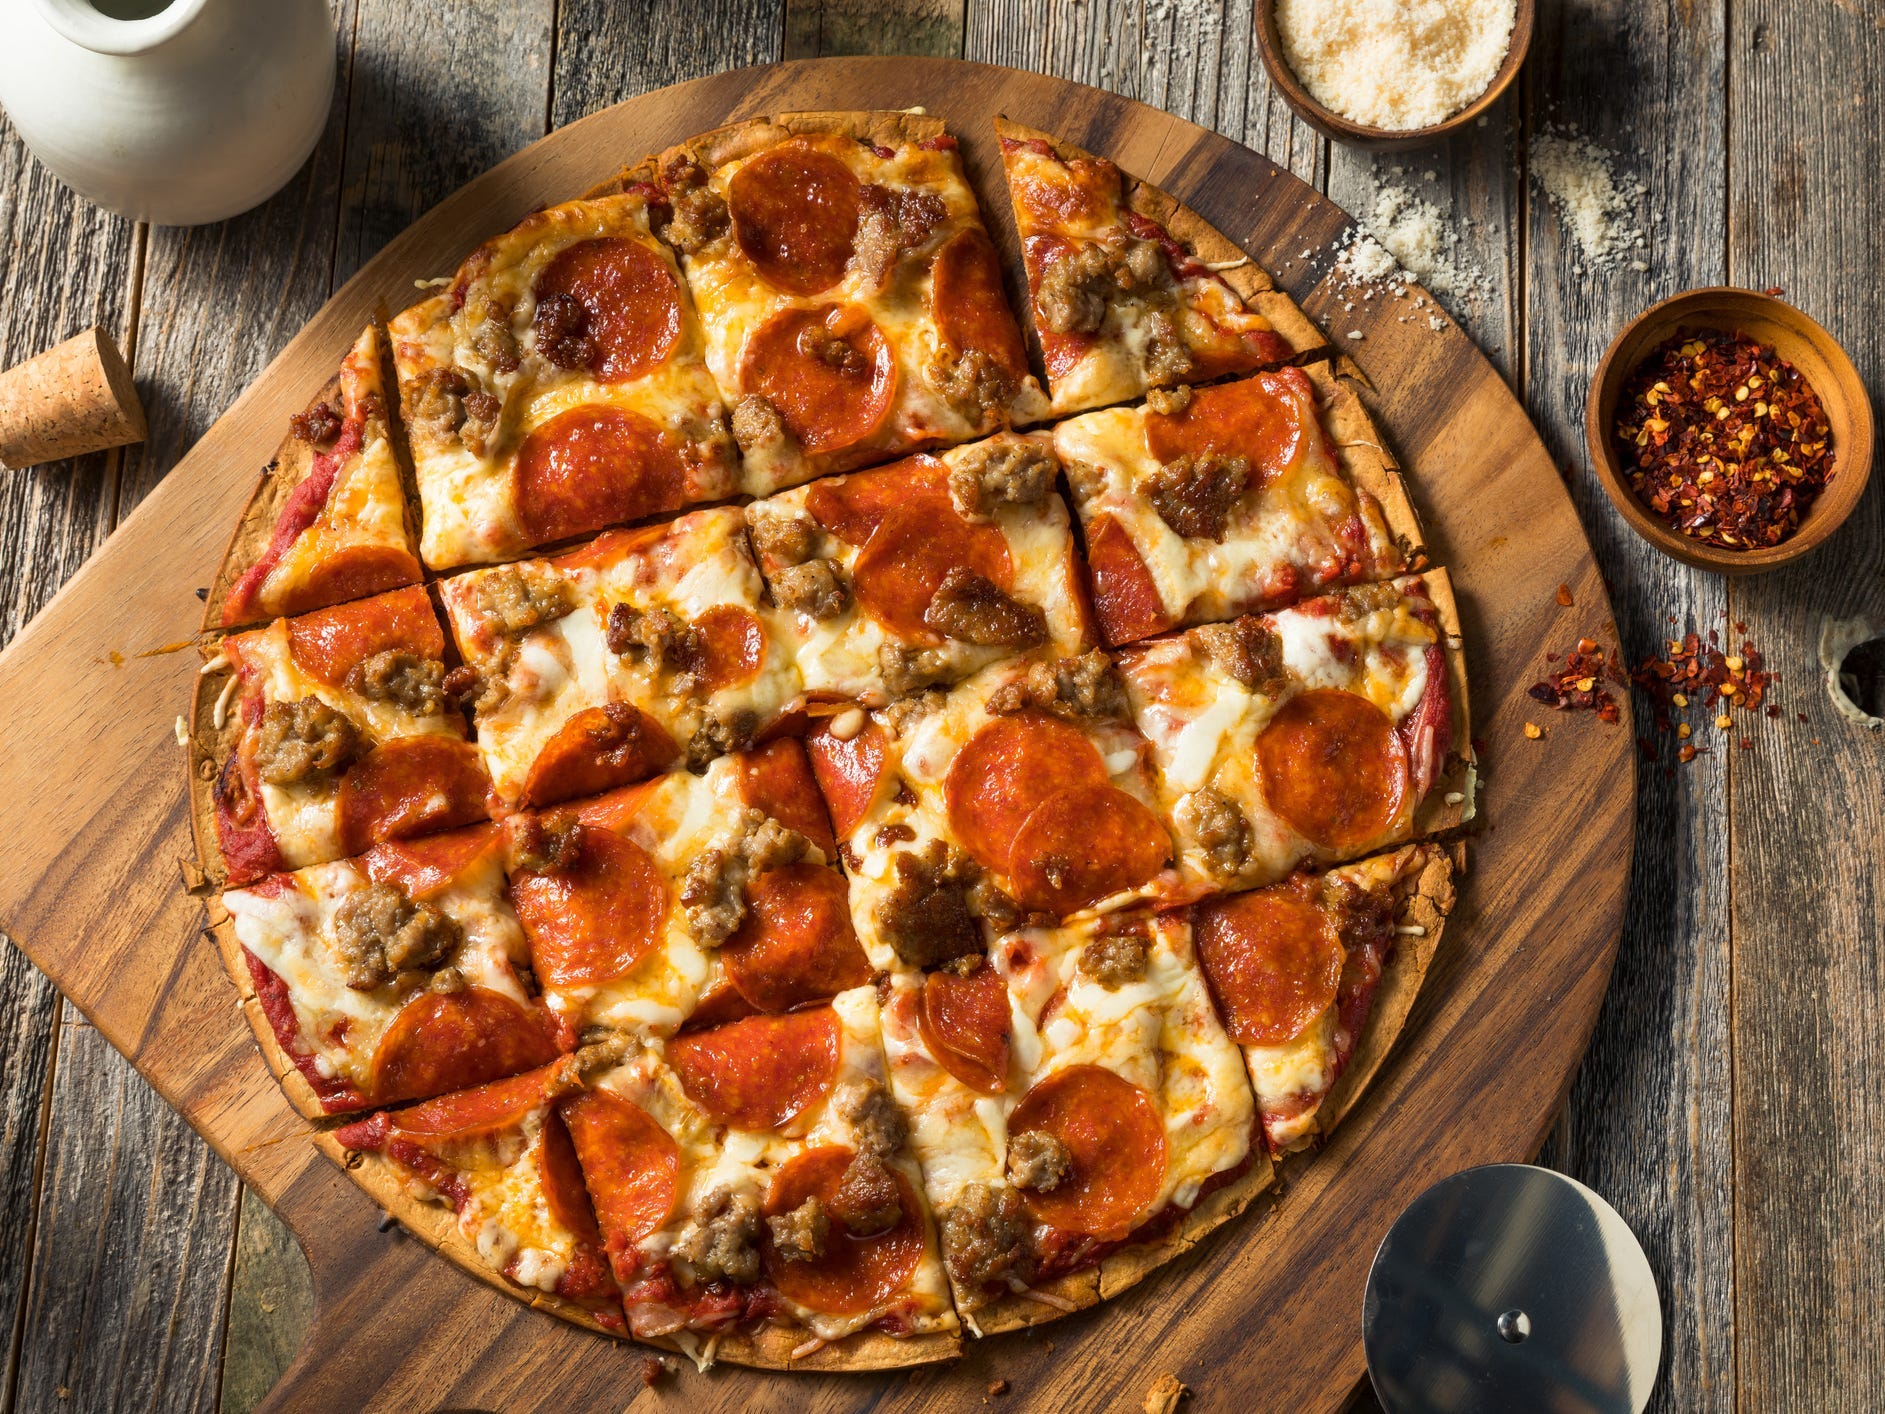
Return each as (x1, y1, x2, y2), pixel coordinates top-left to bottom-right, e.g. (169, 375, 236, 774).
(640, 1355, 677, 1387)
(1613, 327, 1835, 550)
(1527, 637, 1624, 723)
(1763, 286, 1785, 297)
(1555, 583, 1575, 607)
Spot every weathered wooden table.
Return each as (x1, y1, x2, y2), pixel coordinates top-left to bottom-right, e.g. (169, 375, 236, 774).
(0, 2, 1878, 1411)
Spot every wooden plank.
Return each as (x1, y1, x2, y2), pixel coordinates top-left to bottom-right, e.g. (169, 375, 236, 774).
(0, 107, 141, 1414)
(10, 1015, 239, 1414)
(1727, 3, 1885, 1409)
(219, 1192, 314, 1414)
(784, 0, 963, 58)
(1521, 5, 1735, 1413)
(550, 0, 784, 129)
(0, 61, 1632, 1413)
(967, 0, 1142, 101)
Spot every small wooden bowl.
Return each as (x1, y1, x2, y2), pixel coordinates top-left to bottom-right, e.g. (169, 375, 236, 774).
(1584, 287, 1873, 576)
(1255, 0, 1534, 151)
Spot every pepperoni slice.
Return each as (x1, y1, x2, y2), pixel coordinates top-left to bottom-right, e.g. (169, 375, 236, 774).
(1007, 1064, 1166, 1241)
(1006, 783, 1171, 916)
(720, 864, 871, 1014)
(359, 822, 501, 899)
(805, 717, 888, 841)
(684, 980, 760, 1032)
(336, 736, 494, 856)
(761, 1146, 924, 1315)
(802, 456, 942, 548)
(511, 826, 670, 988)
(559, 1089, 679, 1267)
(736, 738, 836, 859)
(368, 988, 559, 1108)
(274, 543, 422, 620)
(374, 1063, 561, 1142)
(740, 305, 896, 455)
(1255, 689, 1409, 850)
(538, 1107, 604, 1244)
(1193, 882, 1345, 1046)
(917, 961, 1012, 1094)
(513, 405, 686, 548)
(849, 489, 1014, 643)
(1084, 513, 1172, 647)
(521, 703, 678, 807)
(728, 140, 861, 296)
(286, 584, 442, 689)
(665, 1008, 840, 1131)
(687, 604, 766, 694)
(1143, 371, 1310, 477)
(931, 227, 1028, 378)
(943, 713, 1111, 874)
(533, 236, 681, 383)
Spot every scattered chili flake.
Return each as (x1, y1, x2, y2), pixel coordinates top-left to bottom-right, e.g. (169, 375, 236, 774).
(1740, 738, 1753, 750)
(988, 1378, 1011, 1396)
(1763, 286, 1785, 297)
(1527, 637, 1624, 723)
(1556, 583, 1575, 607)
(1678, 744, 1698, 762)
(640, 1355, 676, 1387)
(1613, 327, 1834, 550)
(1524, 721, 1544, 740)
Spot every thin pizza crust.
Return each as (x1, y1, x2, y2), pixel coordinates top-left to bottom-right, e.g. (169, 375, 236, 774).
(657, 108, 950, 178)
(203, 902, 337, 1122)
(992, 116, 1331, 367)
(314, 1129, 962, 1370)
(187, 641, 240, 890)
(1304, 360, 1428, 565)
(1411, 565, 1477, 837)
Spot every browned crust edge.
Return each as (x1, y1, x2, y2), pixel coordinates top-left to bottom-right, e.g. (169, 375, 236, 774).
(188, 642, 237, 890)
(1411, 564, 1475, 837)
(312, 1131, 961, 1369)
(205, 905, 334, 1122)
(1307, 362, 1428, 563)
(200, 374, 345, 636)
(1319, 842, 1458, 1138)
(657, 109, 949, 177)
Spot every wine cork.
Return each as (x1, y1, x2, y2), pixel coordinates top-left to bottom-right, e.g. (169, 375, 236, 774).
(0, 327, 147, 470)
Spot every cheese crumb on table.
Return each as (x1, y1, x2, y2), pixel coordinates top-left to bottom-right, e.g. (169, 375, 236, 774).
(1275, 0, 1518, 131)
(1529, 126, 1652, 270)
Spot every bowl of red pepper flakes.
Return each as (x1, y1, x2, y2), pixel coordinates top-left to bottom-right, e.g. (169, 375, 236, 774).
(1586, 287, 1872, 574)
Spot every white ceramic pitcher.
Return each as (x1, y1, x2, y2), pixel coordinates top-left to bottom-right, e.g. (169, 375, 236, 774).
(0, 0, 335, 226)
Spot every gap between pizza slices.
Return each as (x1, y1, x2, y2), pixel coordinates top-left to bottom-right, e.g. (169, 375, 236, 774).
(183, 106, 1478, 1370)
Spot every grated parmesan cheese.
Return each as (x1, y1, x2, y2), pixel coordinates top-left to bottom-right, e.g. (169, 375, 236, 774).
(1529, 127, 1651, 271)
(1274, 0, 1518, 131)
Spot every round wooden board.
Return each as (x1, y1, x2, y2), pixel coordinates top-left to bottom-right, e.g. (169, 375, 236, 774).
(0, 58, 1635, 1414)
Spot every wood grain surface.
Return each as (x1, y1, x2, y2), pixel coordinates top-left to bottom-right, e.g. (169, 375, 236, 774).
(0, 4, 1878, 1412)
(0, 52, 1633, 1414)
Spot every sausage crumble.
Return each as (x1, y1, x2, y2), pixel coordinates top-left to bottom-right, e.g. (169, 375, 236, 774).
(346, 650, 445, 716)
(255, 698, 358, 785)
(1006, 1129, 1072, 1193)
(1193, 617, 1287, 694)
(984, 650, 1127, 722)
(1174, 788, 1253, 878)
(939, 1183, 1033, 1297)
(1142, 453, 1249, 542)
(947, 435, 1057, 523)
(872, 840, 983, 970)
(922, 567, 1048, 648)
(678, 807, 810, 946)
(674, 1186, 761, 1285)
(330, 880, 462, 992)
(766, 1197, 830, 1263)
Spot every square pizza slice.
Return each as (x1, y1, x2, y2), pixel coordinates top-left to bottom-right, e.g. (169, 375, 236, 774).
(389, 179, 739, 569)
(560, 987, 960, 1365)
(1186, 842, 1457, 1156)
(1055, 368, 1421, 646)
(1115, 571, 1473, 897)
(501, 740, 868, 1051)
(196, 584, 496, 887)
(877, 909, 1261, 1330)
(210, 324, 422, 630)
(651, 110, 1048, 495)
(331, 1049, 625, 1333)
(994, 116, 1329, 416)
(436, 507, 802, 808)
(217, 823, 559, 1117)
(806, 651, 1179, 973)
(746, 433, 1093, 702)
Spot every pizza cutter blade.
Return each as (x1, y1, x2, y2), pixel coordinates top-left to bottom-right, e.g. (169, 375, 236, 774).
(1362, 1163, 1662, 1414)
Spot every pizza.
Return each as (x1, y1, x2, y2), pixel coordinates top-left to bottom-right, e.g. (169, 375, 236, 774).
(194, 584, 496, 887)
(652, 112, 1048, 495)
(995, 117, 1327, 416)
(500, 739, 863, 1051)
(747, 432, 1093, 701)
(1055, 368, 1421, 645)
(210, 324, 422, 630)
(187, 107, 1482, 1373)
(389, 179, 740, 570)
(1115, 573, 1473, 900)
(435, 507, 801, 808)
(215, 822, 556, 1117)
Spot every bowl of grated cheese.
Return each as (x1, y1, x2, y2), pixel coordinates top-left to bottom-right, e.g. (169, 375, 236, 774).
(1258, 0, 1534, 151)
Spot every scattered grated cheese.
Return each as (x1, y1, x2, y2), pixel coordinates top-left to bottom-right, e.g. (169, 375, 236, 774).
(1529, 127, 1651, 271)
(1274, 0, 1518, 131)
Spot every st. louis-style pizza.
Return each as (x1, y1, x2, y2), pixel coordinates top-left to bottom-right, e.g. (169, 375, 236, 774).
(390, 178, 740, 569)
(747, 432, 1093, 701)
(1055, 368, 1421, 645)
(186, 107, 1480, 1374)
(209, 324, 423, 630)
(995, 117, 1328, 416)
(653, 112, 1049, 494)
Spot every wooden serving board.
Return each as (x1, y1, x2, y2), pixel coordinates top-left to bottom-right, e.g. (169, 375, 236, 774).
(0, 58, 1634, 1413)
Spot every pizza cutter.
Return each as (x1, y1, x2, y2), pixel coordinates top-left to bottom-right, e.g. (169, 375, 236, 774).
(1362, 1163, 1662, 1414)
